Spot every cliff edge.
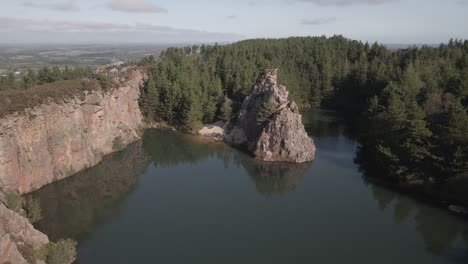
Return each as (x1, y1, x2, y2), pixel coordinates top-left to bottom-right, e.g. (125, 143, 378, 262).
(0, 66, 146, 194)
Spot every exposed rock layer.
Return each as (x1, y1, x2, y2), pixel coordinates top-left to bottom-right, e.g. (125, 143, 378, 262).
(0, 68, 146, 194)
(225, 69, 315, 163)
(0, 200, 49, 264)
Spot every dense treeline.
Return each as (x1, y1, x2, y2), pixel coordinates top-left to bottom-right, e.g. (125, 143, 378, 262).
(0, 66, 94, 90)
(139, 36, 467, 184)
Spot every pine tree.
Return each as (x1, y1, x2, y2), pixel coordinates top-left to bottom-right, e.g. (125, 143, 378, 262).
(142, 72, 159, 121)
(181, 92, 203, 132)
(433, 101, 468, 180)
(22, 69, 37, 89)
(38, 66, 53, 84)
(218, 95, 232, 121)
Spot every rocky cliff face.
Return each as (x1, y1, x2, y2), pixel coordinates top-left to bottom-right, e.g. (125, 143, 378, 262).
(225, 69, 315, 163)
(0, 199, 49, 264)
(0, 67, 146, 194)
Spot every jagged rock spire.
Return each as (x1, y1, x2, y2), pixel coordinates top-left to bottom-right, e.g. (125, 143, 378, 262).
(225, 69, 315, 163)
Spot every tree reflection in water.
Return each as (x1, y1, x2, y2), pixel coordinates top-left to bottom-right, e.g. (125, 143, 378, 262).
(29, 111, 468, 264)
(370, 184, 468, 262)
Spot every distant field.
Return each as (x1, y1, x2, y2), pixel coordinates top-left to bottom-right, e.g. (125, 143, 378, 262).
(0, 44, 179, 73)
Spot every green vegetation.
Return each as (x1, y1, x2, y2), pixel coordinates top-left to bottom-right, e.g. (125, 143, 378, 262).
(4, 191, 43, 224)
(0, 65, 94, 91)
(0, 44, 170, 73)
(256, 96, 278, 125)
(96, 73, 110, 90)
(38, 239, 77, 264)
(218, 95, 232, 122)
(5, 191, 23, 212)
(0, 79, 100, 118)
(24, 196, 43, 224)
(139, 36, 467, 185)
(2, 191, 72, 264)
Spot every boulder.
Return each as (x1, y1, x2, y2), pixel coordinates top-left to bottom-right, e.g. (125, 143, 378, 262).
(225, 69, 315, 163)
(198, 121, 225, 141)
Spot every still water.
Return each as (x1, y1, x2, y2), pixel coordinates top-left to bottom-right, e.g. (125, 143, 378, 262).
(32, 111, 468, 264)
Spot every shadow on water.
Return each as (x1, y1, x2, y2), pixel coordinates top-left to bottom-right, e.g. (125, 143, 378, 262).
(302, 109, 355, 140)
(32, 129, 313, 243)
(30, 141, 151, 242)
(369, 183, 468, 263)
(307, 109, 468, 262)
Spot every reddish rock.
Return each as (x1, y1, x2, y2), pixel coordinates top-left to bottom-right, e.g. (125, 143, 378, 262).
(0, 202, 49, 264)
(225, 69, 315, 163)
(0, 68, 146, 194)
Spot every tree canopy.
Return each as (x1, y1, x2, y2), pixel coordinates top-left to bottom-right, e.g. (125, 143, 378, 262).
(138, 36, 468, 184)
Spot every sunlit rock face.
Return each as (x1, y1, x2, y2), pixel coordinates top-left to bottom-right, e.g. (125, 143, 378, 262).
(198, 121, 225, 141)
(225, 69, 316, 163)
(0, 67, 146, 194)
(0, 201, 49, 264)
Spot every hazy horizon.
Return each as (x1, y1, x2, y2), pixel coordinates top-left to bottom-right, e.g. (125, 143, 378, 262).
(0, 0, 467, 44)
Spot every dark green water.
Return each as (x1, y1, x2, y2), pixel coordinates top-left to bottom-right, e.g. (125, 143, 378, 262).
(32, 111, 468, 264)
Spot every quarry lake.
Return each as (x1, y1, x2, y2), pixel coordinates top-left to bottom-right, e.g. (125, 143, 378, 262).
(31, 110, 468, 264)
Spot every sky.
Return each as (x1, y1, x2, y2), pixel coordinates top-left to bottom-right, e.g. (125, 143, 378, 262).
(0, 0, 467, 44)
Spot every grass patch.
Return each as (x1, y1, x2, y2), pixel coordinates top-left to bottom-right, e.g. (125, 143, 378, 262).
(5, 191, 23, 212)
(0, 79, 101, 118)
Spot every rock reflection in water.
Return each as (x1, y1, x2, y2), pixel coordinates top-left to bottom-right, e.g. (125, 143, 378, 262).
(143, 129, 240, 168)
(30, 140, 150, 242)
(242, 159, 312, 197)
(32, 130, 313, 243)
(28, 111, 468, 264)
(144, 129, 312, 197)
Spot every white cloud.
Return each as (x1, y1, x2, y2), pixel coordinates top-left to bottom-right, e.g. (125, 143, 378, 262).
(109, 0, 167, 13)
(21, 0, 80, 12)
(0, 17, 242, 43)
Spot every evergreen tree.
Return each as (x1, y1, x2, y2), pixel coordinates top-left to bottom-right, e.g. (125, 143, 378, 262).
(22, 69, 37, 89)
(141, 72, 159, 121)
(218, 95, 232, 121)
(135, 36, 467, 183)
(38, 66, 53, 84)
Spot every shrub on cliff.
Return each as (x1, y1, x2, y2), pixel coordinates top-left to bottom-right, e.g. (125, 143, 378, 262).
(5, 191, 23, 212)
(256, 97, 278, 125)
(4, 191, 43, 224)
(24, 196, 43, 224)
(38, 239, 77, 264)
(96, 73, 110, 90)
